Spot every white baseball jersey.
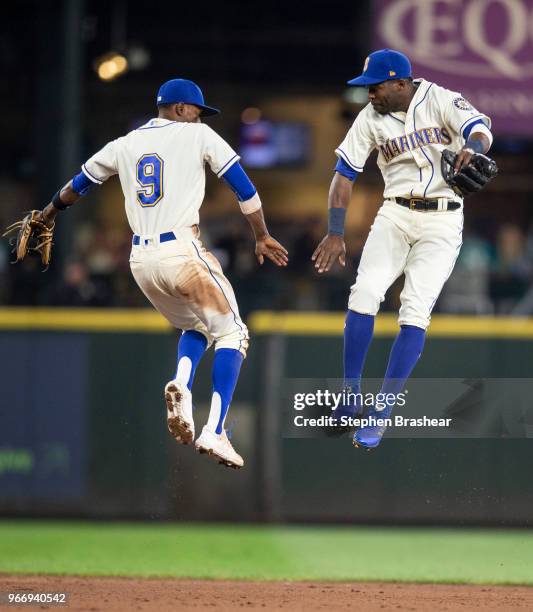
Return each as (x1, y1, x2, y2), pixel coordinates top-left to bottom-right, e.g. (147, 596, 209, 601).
(81, 118, 240, 235)
(336, 79, 491, 201)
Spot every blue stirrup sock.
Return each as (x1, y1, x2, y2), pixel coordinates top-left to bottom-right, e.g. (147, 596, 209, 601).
(340, 310, 375, 416)
(344, 310, 375, 393)
(208, 348, 244, 435)
(175, 330, 208, 390)
(380, 325, 426, 397)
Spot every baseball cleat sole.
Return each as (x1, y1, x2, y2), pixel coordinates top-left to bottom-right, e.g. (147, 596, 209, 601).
(352, 436, 380, 451)
(196, 446, 243, 469)
(352, 440, 375, 452)
(165, 383, 194, 445)
(194, 426, 244, 469)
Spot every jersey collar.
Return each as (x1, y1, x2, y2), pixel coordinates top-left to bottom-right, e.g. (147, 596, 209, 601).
(406, 79, 432, 114)
(142, 117, 177, 128)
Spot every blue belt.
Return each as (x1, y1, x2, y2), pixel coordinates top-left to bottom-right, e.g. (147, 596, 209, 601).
(132, 231, 176, 246)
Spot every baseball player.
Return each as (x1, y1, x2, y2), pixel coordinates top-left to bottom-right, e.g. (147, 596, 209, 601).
(312, 49, 495, 449)
(36, 78, 288, 468)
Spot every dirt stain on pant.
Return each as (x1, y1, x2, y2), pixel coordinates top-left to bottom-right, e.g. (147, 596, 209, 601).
(174, 260, 231, 315)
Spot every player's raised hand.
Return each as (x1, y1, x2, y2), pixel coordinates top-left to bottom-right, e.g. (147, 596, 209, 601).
(255, 236, 289, 266)
(312, 234, 346, 274)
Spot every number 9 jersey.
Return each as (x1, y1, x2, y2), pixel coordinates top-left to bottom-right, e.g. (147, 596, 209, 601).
(80, 117, 240, 236)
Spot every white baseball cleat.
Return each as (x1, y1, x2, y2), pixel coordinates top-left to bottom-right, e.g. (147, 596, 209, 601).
(164, 381, 194, 445)
(194, 426, 244, 469)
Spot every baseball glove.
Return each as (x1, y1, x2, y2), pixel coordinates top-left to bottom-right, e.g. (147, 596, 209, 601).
(441, 149, 498, 198)
(2, 210, 55, 269)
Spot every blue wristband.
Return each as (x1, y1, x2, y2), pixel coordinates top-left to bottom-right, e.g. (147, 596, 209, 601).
(465, 138, 484, 154)
(328, 208, 346, 236)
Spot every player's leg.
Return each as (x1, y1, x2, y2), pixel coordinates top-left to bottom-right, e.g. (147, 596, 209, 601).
(207, 347, 243, 435)
(399, 212, 463, 331)
(163, 328, 209, 446)
(354, 211, 463, 449)
(353, 324, 426, 449)
(175, 330, 208, 391)
(161, 313, 213, 445)
(194, 344, 245, 468)
(380, 325, 426, 396)
(130, 257, 212, 445)
(183, 240, 248, 468)
(339, 208, 411, 426)
(395, 212, 462, 379)
(134, 243, 247, 466)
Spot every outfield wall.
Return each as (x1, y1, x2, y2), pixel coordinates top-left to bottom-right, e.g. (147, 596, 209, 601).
(0, 308, 532, 525)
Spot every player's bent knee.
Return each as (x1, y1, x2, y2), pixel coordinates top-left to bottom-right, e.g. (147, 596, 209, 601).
(348, 284, 382, 316)
(214, 324, 249, 358)
(398, 311, 430, 331)
(188, 326, 214, 349)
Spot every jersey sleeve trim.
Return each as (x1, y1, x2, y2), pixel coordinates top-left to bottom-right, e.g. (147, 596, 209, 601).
(82, 164, 104, 185)
(72, 171, 94, 195)
(239, 192, 262, 214)
(221, 161, 257, 201)
(462, 118, 484, 140)
(459, 114, 490, 135)
(467, 122, 493, 149)
(216, 154, 240, 178)
(335, 147, 364, 172)
(335, 157, 359, 181)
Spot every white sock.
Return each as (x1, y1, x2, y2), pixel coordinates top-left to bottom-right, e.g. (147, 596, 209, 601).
(207, 392, 223, 433)
(175, 357, 192, 387)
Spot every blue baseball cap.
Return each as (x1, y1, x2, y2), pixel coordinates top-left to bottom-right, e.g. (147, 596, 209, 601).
(156, 79, 220, 116)
(347, 49, 412, 86)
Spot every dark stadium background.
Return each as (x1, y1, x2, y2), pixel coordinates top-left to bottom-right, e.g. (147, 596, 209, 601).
(1, 0, 533, 529)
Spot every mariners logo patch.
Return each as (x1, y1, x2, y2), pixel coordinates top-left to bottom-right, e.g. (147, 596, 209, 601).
(453, 97, 473, 111)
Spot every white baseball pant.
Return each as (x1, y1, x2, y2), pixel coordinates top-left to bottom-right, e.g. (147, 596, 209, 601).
(130, 226, 249, 356)
(348, 200, 463, 329)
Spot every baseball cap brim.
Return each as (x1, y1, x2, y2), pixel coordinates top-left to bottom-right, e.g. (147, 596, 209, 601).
(156, 100, 221, 115)
(347, 75, 387, 86)
(196, 104, 220, 116)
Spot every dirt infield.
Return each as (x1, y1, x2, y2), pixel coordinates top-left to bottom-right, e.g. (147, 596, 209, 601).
(1, 576, 533, 611)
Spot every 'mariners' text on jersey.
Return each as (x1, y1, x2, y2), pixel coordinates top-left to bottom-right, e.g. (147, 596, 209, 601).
(379, 127, 452, 163)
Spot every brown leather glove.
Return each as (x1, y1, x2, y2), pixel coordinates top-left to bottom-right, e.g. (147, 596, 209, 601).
(2, 210, 55, 270)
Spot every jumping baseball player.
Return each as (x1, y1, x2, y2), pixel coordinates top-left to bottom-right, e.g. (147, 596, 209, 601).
(312, 49, 497, 449)
(9, 78, 288, 469)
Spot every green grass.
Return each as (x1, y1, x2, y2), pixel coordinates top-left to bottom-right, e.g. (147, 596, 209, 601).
(0, 521, 532, 584)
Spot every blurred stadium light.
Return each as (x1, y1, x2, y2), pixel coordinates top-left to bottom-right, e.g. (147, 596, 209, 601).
(241, 107, 262, 125)
(94, 51, 128, 81)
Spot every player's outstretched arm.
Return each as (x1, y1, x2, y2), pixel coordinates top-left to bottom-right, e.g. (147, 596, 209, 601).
(244, 208, 288, 267)
(41, 181, 83, 227)
(220, 161, 288, 266)
(312, 172, 353, 274)
(2, 174, 91, 270)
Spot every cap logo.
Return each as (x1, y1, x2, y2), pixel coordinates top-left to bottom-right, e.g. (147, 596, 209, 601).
(157, 95, 162, 101)
(363, 56, 370, 72)
(389, 70, 396, 76)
